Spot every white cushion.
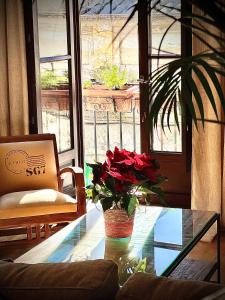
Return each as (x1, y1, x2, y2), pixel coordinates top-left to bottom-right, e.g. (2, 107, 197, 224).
(0, 189, 75, 208)
(0, 189, 77, 219)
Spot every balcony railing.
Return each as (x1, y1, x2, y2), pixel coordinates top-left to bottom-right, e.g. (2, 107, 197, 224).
(83, 85, 140, 162)
(40, 85, 140, 163)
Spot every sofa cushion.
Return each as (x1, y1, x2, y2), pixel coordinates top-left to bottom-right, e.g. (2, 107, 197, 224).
(116, 273, 223, 300)
(0, 259, 119, 300)
(0, 189, 77, 219)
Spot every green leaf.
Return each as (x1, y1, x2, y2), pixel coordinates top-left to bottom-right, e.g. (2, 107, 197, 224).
(193, 65, 218, 120)
(150, 75, 180, 128)
(160, 96, 175, 132)
(155, 89, 176, 130)
(150, 186, 166, 206)
(95, 184, 102, 192)
(134, 257, 147, 273)
(93, 194, 100, 204)
(156, 175, 168, 184)
(173, 94, 180, 132)
(166, 95, 176, 131)
(183, 80, 198, 128)
(177, 87, 186, 120)
(186, 72, 205, 127)
(127, 195, 138, 216)
(86, 188, 93, 199)
(150, 69, 173, 100)
(198, 58, 225, 115)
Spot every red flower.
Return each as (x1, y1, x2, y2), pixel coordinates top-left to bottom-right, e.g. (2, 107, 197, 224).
(92, 161, 108, 184)
(109, 169, 138, 184)
(108, 147, 135, 167)
(133, 154, 149, 170)
(109, 169, 126, 181)
(100, 161, 109, 181)
(88, 147, 165, 214)
(114, 182, 129, 193)
(106, 150, 114, 166)
(90, 147, 163, 200)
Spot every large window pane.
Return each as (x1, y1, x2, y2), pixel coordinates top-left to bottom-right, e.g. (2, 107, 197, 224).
(37, 0, 68, 57)
(151, 1, 181, 55)
(40, 60, 71, 152)
(80, 0, 140, 164)
(151, 60, 182, 152)
(81, 0, 135, 15)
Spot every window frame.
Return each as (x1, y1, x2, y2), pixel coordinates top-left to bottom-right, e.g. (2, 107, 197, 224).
(23, 0, 84, 167)
(138, 0, 192, 207)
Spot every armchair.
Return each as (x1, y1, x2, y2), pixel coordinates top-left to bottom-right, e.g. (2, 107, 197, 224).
(0, 134, 86, 240)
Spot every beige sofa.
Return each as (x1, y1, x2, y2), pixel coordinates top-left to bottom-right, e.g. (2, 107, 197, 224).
(0, 259, 224, 300)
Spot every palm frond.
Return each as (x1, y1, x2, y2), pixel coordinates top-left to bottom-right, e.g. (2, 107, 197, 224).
(148, 53, 225, 130)
(192, 65, 219, 119)
(186, 73, 205, 127)
(173, 94, 180, 132)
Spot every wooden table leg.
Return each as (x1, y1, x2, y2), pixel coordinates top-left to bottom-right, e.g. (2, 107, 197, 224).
(27, 226, 32, 240)
(35, 225, 41, 240)
(44, 224, 51, 238)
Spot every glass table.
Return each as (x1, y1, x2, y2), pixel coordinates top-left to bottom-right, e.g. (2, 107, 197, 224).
(15, 205, 220, 285)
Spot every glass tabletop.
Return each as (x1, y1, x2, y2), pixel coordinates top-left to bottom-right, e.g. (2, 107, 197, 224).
(16, 205, 218, 285)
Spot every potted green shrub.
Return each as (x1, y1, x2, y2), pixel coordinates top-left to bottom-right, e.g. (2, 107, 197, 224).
(83, 65, 137, 112)
(41, 70, 68, 90)
(99, 65, 128, 90)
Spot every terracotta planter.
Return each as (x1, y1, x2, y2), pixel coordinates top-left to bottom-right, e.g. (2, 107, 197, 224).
(83, 84, 138, 112)
(104, 209, 135, 238)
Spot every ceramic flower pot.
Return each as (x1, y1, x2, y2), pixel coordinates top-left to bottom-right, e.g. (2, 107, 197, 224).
(103, 209, 135, 238)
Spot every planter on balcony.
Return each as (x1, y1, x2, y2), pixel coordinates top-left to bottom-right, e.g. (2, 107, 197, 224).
(40, 85, 140, 113)
(41, 89, 69, 111)
(83, 85, 139, 113)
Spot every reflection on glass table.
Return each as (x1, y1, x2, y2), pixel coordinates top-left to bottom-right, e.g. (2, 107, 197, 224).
(15, 205, 220, 285)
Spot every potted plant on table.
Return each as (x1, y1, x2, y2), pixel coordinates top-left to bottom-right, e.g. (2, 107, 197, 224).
(88, 147, 166, 238)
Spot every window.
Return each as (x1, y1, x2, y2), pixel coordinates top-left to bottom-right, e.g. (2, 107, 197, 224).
(80, 0, 140, 166)
(150, 2, 181, 152)
(24, 0, 83, 168)
(37, 0, 72, 153)
(146, 0, 192, 206)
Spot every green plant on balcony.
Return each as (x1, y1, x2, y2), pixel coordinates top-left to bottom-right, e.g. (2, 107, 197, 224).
(83, 80, 93, 89)
(41, 70, 68, 89)
(99, 65, 128, 90)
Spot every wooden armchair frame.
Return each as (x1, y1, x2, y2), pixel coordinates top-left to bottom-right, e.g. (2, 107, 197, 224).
(0, 134, 86, 241)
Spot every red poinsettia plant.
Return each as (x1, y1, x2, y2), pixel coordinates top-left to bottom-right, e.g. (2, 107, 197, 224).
(88, 147, 166, 215)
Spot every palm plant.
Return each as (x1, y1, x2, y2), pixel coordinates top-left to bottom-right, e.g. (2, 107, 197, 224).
(80, 0, 225, 130)
(145, 0, 225, 130)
